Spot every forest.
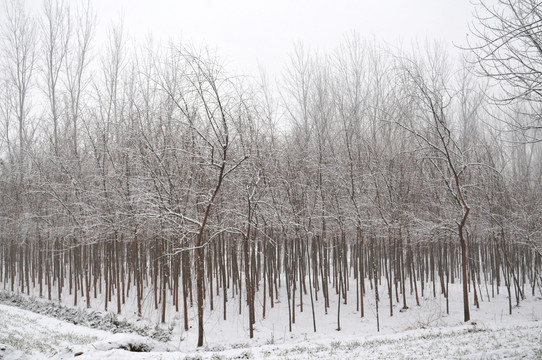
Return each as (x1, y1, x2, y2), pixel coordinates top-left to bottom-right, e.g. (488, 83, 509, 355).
(0, 0, 541, 349)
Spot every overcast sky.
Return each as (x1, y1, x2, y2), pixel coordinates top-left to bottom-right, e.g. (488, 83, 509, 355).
(17, 0, 475, 76)
(88, 0, 475, 75)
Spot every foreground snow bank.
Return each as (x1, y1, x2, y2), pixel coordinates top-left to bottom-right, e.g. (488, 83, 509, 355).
(50, 321, 542, 359)
(0, 291, 171, 341)
(2, 301, 541, 359)
(0, 304, 166, 359)
(0, 343, 27, 360)
(53, 334, 159, 359)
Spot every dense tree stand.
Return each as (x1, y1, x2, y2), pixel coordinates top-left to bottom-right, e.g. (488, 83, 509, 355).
(0, 0, 541, 347)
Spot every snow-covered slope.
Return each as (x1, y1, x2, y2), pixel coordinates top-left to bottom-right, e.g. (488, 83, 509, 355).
(1, 292, 541, 359)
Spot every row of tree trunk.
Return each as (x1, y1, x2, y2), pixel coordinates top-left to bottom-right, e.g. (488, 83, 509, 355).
(1, 229, 540, 336)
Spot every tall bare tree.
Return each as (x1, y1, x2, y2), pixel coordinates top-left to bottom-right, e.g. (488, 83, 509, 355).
(468, 0, 542, 140)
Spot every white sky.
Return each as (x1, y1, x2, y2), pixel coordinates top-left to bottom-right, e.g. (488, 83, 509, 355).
(17, 0, 475, 76)
(91, 0, 475, 76)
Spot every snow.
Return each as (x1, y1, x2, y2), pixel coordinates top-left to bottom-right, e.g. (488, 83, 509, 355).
(0, 303, 108, 359)
(88, 334, 152, 352)
(0, 343, 26, 360)
(1, 282, 541, 359)
(0, 290, 173, 341)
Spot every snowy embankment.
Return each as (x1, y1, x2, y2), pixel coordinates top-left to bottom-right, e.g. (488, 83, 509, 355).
(1, 291, 541, 359)
(0, 291, 172, 341)
(0, 303, 169, 359)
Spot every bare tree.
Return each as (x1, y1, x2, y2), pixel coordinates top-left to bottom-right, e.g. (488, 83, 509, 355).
(162, 47, 248, 347)
(397, 46, 477, 322)
(40, 0, 70, 155)
(1, 0, 37, 164)
(64, 0, 94, 160)
(468, 0, 542, 139)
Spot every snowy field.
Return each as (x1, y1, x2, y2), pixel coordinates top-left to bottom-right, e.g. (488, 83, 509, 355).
(1, 283, 541, 359)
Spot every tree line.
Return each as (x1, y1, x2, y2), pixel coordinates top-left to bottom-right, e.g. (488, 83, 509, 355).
(0, 0, 541, 347)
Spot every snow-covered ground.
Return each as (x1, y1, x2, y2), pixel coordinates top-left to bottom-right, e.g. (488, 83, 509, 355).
(0, 302, 541, 359)
(1, 283, 541, 359)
